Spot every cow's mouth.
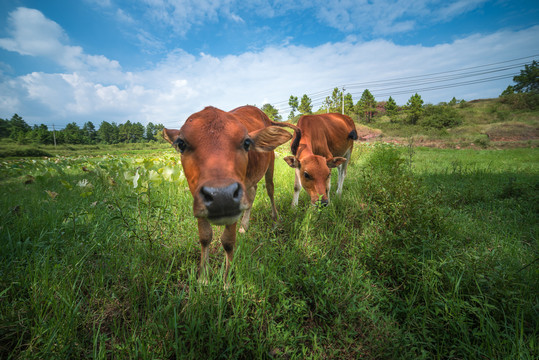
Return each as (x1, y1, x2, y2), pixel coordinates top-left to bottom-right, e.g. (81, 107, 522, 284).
(207, 211, 243, 225)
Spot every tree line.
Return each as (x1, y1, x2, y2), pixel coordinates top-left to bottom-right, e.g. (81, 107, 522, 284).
(261, 60, 538, 128)
(0, 117, 164, 145)
(262, 88, 465, 129)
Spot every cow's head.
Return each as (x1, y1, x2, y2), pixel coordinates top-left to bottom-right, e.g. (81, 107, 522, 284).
(164, 107, 292, 225)
(284, 154, 346, 206)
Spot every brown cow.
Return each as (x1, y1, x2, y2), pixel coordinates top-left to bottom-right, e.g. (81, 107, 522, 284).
(163, 105, 300, 283)
(284, 113, 358, 206)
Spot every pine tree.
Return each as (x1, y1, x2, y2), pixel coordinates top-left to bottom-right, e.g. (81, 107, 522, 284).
(329, 87, 342, 113)
(261, 103, 282, 121)
(385, 96, 398, 119)
(357, 89, 376, 122)
(298, 94, 313, 115)
(406, 93, 424, 125)
(288, 95, 299, 119)
(343, 93, 354, 116)
(513, 60, 538, 93)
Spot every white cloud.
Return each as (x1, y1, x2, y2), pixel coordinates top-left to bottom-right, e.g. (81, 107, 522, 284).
(0, 8, 68, 57)
(126, 1, 489, 37)
(312, 0, 488, 35)
(140, 0, 239, 35)
(437, 0, 488, 21)
(0, 7, 121, 74)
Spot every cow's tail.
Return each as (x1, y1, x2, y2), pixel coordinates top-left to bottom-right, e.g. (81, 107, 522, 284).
(348, 129, 359, 140)
(270, 121, 302, 155)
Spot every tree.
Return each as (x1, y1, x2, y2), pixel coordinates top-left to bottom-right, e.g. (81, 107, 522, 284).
(513, 60, 539, 93)
(288, 95, 299, 119)
(154, 123, 165, 141)
(0, 118, 10, 138)
(8, 114, 31, 141)
(356, 89, 376, 122)
(29, 124, 53, 144)
(83, 121, 97, 144)
(145, 122, 164, 141)
(118, 120, 145, 143)
(131, 122, 145, 142)
(343, 93, 354, 116)
(63, 122, 84, 144)
(329, 87, 343, 113)
(118, 120, 133, 142)
(322, 96, 332, 113)
(501, 85, 515, 96)
(261, 104, 282, 121)
(298, 94, 313, 115)
(385, 96, 398, 120)
(98, 121, 119, 144)
(405, 93, 424, 125)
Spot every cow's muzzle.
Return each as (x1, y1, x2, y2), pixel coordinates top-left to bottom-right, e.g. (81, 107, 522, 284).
(199, 182, 244, 224)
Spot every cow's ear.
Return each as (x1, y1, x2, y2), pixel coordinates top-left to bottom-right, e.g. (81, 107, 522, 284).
(284, 156, 300, 168)
(327, 157, 346, 168)
(163, 128, 180, 144)
(249, 126, 292, 152)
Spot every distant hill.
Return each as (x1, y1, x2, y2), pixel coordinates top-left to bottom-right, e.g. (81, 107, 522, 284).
(358, 96, 539, 149)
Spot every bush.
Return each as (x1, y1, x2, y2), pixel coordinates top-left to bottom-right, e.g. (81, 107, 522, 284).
(418, 104, 463, 129)
(499, 92, 539, 110)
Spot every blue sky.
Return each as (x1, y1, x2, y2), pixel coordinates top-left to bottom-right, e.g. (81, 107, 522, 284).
(0, 0, 538, 129)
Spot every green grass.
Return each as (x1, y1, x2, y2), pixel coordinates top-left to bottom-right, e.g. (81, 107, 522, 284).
(0, 139, 171, 158)
(0, 144, 537, 359)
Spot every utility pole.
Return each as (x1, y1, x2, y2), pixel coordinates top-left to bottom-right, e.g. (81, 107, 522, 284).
(52, 124, 57, 147)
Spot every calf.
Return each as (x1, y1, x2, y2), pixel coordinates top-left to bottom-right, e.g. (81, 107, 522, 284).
(163, 105, 299, 283)
(284, 113, 358, 206)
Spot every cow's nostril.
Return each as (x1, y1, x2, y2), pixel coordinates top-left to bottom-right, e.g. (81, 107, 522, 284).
(200, 187, 214, 203)
(232, 182, 241, 199)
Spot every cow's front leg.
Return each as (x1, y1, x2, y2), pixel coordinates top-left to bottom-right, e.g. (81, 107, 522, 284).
(292, 169, 301, 207)
(221, 222, 237, 285)
(336, 151, 351, 196)
(265, 160, 279, 222)
(197, 218, 213, 284)
(239, 185, 257, 233)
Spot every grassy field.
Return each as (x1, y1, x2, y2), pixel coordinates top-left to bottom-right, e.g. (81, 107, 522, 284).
(0, 143, 537, 359)
(0, 140, 171, 159)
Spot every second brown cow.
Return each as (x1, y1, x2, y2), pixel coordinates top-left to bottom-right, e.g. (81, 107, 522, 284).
(284, 113, 358, 206)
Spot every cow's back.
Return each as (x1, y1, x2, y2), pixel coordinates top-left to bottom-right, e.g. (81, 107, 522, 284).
(297, 113, 356, 158)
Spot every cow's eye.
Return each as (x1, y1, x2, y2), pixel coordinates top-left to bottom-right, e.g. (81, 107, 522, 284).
(174, 138, 187, 153)
(243, 138, 253, 151)
(304, 172, 312, 180)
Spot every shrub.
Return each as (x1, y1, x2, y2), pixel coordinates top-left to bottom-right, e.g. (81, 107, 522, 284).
(499, 92, 539, 110)
(418, 104, 463, 129)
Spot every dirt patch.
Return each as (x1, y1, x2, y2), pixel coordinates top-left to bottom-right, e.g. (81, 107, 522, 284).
(356, 125, 382, 140)
(355, 121, 538, 149)
(484, 122, 538, 141)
